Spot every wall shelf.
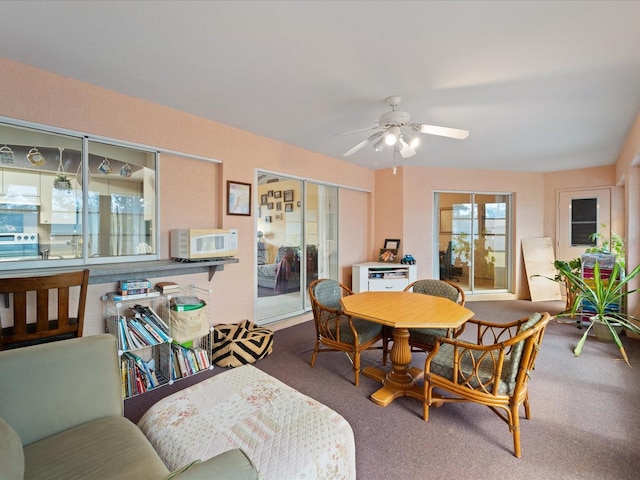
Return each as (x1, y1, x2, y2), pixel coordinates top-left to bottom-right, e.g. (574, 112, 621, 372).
(0, 258, 239, 284)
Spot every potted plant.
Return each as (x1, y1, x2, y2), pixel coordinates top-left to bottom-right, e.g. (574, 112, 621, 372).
(553, 257, 582, 311)
(554, 260, 640, 366)
(585, 227, 625, 267)
(54, 173, 72, 191)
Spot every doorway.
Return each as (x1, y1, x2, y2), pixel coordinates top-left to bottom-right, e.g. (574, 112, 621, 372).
(436, 192, 512, 294)
(255, 171, 338, 324)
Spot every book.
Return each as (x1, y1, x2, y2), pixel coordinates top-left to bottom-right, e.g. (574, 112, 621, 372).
(131, 304, 170, 339)
(119, 278, 151, 290)
(107, 291, 161, 302)
(118, 287, 153, 296)
(155, 281, 180, 293)
(173, 295, 206, 312)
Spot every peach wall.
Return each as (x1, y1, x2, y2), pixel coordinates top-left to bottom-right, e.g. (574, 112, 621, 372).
(615, 112, 640, 316)
(1, 56, 637, 321)
(375, 166, 546, 298)
(542, 165, 619, 247)
(373, 169, 404, 259)
(0, 57, 375, 334)
(339, 188, 371, 284)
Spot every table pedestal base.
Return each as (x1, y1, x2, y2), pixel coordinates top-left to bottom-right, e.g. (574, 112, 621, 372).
(362, 326, 425, 407)
(363, 366, 424, 407)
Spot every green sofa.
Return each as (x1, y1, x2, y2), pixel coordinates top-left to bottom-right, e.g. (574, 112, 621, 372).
(0, 334, 258, 480)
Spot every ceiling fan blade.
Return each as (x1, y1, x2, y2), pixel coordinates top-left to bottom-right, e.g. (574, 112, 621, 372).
(398, 138, 416, 158)
(335, 125, 380, 136)
(413, 123, 469, 139)
(343, 131, 383, 157)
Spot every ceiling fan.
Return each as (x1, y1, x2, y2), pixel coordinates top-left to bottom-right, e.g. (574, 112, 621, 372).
(342, 96, 469, 159)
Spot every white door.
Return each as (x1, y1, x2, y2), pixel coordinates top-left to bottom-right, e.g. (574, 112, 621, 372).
(557, 188, 611, 262)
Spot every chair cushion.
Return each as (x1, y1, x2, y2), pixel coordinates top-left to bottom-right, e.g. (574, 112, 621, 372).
(23, 416, 169, 480)
(430, 343, 513, 395)
(430, 313, 543, 396)
(332, 317, 383, 345)
(502, 312, 542, 386)
(211, 320, 274, 367)
(313, 280, 342, 310)
(409, 328, 448, 347)
(411, 280, 459, 302)
(0, 417, 24, 480)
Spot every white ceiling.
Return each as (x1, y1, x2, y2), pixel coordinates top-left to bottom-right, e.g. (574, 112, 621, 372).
(1, 1, 639, 173)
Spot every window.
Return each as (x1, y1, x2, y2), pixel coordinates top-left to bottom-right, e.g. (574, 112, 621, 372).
(570, 198, 597, 246)
(0, 119, 157, 268)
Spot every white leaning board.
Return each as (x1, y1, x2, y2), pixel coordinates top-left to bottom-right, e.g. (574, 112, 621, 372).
(522, 237, 562, 302)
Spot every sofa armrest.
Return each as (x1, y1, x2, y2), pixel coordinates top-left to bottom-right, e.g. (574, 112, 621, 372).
(169, 449, 259, 480)
(0, 334, 123, 446)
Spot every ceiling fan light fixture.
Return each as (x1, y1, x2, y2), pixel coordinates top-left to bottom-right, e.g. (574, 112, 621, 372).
(385, 126, 400, 146)
(407, 134, 420, 149)
(373, 137, 386, 152)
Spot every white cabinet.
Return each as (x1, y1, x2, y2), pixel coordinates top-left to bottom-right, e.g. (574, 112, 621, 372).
(2, 170, 39, 197)
(352, 262, 417, 293)
(109, 179, 141, 195)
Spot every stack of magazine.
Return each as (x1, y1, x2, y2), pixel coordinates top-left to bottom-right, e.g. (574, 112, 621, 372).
(172, 295, 206, 312)
(115, 304, 170, 351)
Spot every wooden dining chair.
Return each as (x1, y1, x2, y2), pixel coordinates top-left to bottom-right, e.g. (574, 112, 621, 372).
(394, 279, 466, 359)
(308, 278, 387, 386)
(423, 312, 551, 458)
(0, 269, 90, 350)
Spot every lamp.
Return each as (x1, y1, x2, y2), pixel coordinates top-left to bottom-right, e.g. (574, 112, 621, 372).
(406, 133, 420, 149)
(385, 126, 400, 146)
(373, 137, 386, 152)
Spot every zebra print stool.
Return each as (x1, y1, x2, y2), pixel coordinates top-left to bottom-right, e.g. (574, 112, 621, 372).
(211, 320, 273, 367)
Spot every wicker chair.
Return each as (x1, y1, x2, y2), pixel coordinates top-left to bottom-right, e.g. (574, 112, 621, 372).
(397, 280, 466, 358)
(0, 269, 89, 350)
(423, 312, 551, 458)
(308, 279, 387, 386)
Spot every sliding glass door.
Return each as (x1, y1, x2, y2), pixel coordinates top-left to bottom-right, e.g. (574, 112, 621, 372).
(436, 192, 511, 293)
(255, 171, 338, 324)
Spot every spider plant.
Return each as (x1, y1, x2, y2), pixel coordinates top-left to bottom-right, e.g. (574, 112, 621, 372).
(556, 260, 640, 365)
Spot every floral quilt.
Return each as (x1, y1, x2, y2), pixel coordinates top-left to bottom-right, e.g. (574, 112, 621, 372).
(138, 364, 356, 480)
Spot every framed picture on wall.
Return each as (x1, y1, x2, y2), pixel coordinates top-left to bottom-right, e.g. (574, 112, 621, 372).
(268, 202, 274, 210)
(274, 190, 282, 198)
(265, 216, 272, 223)
(260, 193, 268, 205)
(276, 202, 282, 211)
(227, 181, 251, 216)
(284, 190, 294, 202)
(285, 203, 293, 212)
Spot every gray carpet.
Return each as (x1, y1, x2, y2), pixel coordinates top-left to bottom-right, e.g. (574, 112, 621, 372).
(125, 299, 640, 479)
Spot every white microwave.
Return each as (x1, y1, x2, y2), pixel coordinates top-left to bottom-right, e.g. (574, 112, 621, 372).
(170, 229, 238, 260)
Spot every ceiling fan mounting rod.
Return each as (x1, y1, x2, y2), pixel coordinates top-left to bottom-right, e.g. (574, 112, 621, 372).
(385, 95, 402, 110)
